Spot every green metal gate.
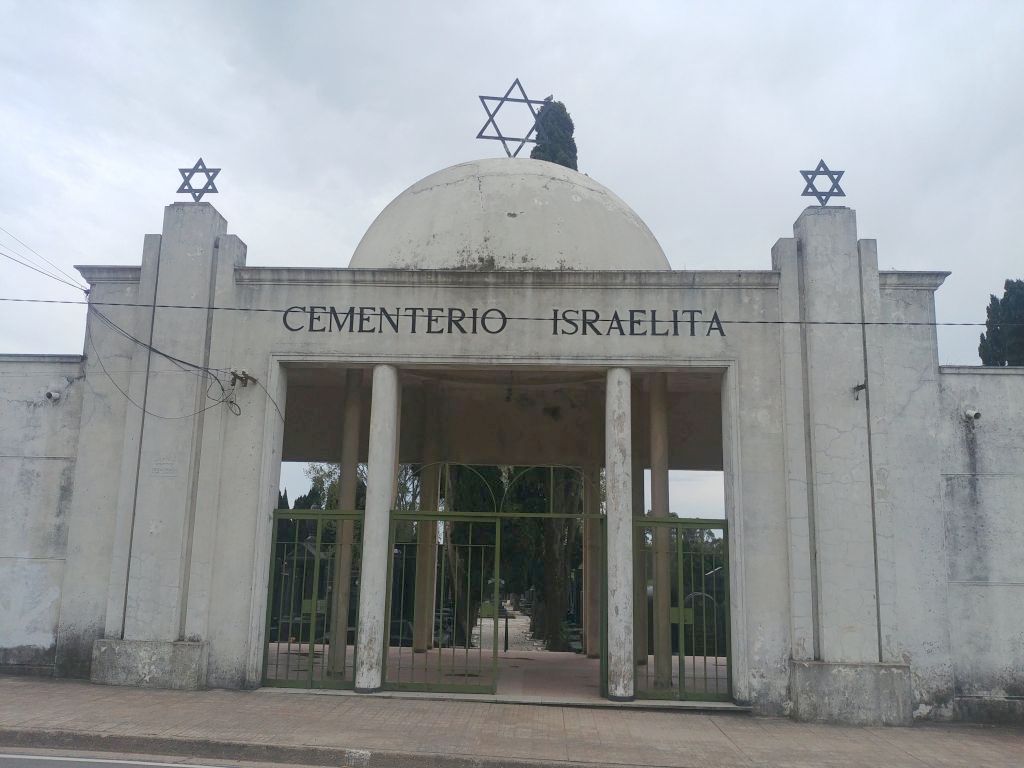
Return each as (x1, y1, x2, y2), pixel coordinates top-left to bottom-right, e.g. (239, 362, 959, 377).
(633, 517, 730, 701)
(385, 512, 500, 693)
(262, 509, 363, 689)
(382, 463, 604, 696)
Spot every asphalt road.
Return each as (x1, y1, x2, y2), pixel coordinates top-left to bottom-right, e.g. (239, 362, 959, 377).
(0, 756, 238, 768)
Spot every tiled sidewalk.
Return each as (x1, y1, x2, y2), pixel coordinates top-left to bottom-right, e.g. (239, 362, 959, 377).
(0, 676, 1022, 767)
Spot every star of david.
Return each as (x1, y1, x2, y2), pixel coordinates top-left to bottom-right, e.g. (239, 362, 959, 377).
(800, 160, 845, 207)
(177, 158, 221, 202)
(476, 78, 549, 158)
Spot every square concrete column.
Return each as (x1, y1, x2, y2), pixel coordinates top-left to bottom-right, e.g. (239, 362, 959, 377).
(412, 464, 439, 652)
(631, 384, 648, 667)
(583, 464, 601, 659)
(327, 368, 362, 678)
(605, 367, 634, 700)
(649, 372, 673, 688)
(413, 386, 441, 652)
(355, 364, 401, 692)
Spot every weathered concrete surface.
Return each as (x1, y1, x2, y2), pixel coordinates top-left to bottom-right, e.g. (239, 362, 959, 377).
(115, 204, 229, 643)
(2, 182, 1021, 729)
(354, 364, 401, 692)
(350, 158, 670, 271)
(604, 367, 634, 700)
(284, 373, 723, 470)
(0, 355, 83, 675)
(90, 639, 207, 690)
(792, 207, 880, 664)
(789, 660, 913, 725)
(939, 366, 1024, 724)
(2, 677, 1023, 768)
(868, 268, 956, 720)
(56, 262, 150, 679)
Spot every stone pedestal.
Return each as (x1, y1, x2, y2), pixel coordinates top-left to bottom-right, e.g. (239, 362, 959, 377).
(789, 660, 912, 725)
(91, 639, 207, 690)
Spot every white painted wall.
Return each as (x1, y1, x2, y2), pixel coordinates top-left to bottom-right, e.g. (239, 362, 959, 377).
(939, 366, 1024, 721)
(0, 355, 83, 673)
(2, 196, 1019, 725)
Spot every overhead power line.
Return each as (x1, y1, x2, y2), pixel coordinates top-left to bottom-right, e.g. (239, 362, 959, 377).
(86, 328, 239, 420)
(85, 304, 288, 422)
(0, 294, 1017, 328)
(85, 304, 242, 419)
(0, 249, 87, 292)
(0, 225, 89, 290)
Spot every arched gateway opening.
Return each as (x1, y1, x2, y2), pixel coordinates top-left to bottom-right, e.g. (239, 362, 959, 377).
(262, 365, 730, 702)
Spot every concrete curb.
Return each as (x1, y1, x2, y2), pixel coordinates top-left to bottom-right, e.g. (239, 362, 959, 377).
(0, 727, 685, 768)
(259, 686, 754, 714)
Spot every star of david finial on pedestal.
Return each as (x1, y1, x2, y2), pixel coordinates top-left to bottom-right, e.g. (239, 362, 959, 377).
(800, 160, 845, 207)
(177, 158, 221, 202)
(476, 78, 549, 158)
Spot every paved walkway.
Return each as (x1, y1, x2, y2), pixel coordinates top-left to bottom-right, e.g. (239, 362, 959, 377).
(1, 677, 1022, 768)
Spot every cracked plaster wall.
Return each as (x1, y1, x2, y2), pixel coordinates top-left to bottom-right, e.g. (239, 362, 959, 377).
(868, 285, 956, 719)
(12, 197, 1010, 727)
(938, 367, 1024, 722)
(0, 355, 83, 673)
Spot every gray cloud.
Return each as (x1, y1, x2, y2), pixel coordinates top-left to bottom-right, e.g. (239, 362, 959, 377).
(1, 0, 1021, 361)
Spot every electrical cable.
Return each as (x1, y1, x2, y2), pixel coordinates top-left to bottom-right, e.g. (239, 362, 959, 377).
(84, 304, 241, 418)
(0, 248, 265, 417)
(88, 304, 231, 379)
(3, 270, 1017, 420)
(86, 329, 238, 420)
(88, 303, 278, 420)
(0, 294, 1017, 327)
(0, 249, 87, 292)
(0, 225, 89, 289)
(249, 373, 286, 422)
(90, 306, 237, 402)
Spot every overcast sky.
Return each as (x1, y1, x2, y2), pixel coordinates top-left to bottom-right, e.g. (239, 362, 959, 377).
(3, 1, 1021, 358)
(2, 2, 1021, 499)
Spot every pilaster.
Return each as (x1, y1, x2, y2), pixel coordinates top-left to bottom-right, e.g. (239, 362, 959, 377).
(92, 203, 229, 688)
(782, 206, 912, 724)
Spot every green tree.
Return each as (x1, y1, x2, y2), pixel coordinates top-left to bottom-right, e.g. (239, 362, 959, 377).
(277, 489, 289, 510)
(442, 465, 502, 645)
(979, 279, 1024, 365)
(496, 466, 583, 651)
(292, 483, 324, 510)
(530, 99, 578, 171)
(303, 462, 371, 511)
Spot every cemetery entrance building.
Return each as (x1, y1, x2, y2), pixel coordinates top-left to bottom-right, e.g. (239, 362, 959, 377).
(4, 158, 1023, 724)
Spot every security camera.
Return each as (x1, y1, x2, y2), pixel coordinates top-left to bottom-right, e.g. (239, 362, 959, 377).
(45, 391, 61, 402)
(964, 408, 981, 421)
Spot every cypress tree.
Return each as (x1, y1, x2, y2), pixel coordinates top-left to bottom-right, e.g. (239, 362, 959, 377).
(979, 278, 1024, 366)
(530, 99, 578, 171)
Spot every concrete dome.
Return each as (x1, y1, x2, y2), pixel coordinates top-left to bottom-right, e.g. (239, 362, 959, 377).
(349, 158, 669, 271)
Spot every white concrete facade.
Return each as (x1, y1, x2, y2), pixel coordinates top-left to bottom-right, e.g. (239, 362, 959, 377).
(1, 158, 1021, 724)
